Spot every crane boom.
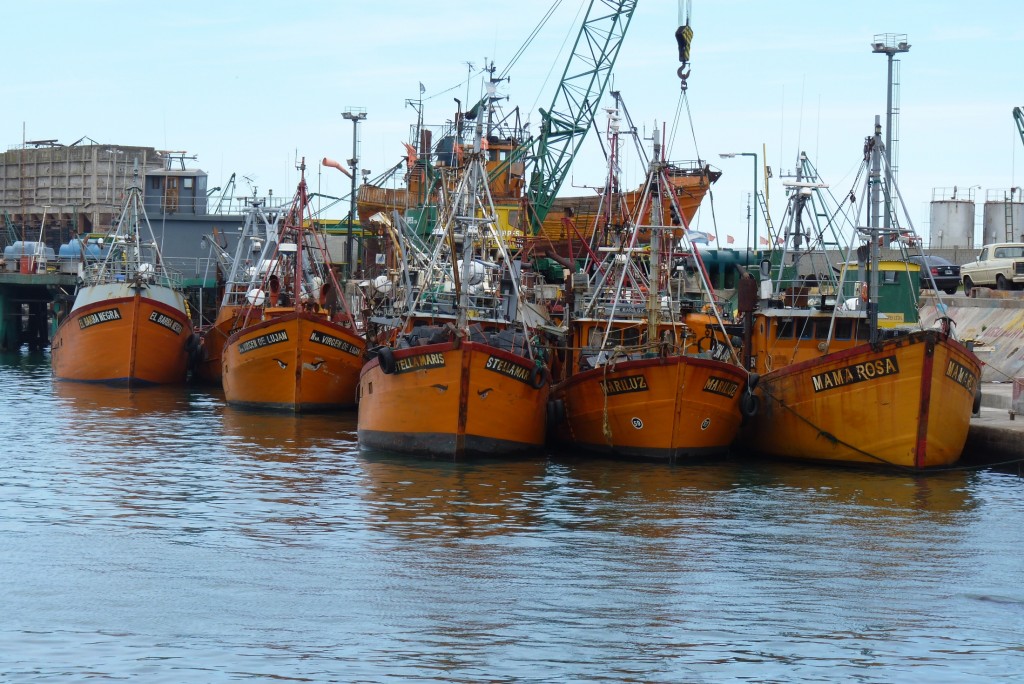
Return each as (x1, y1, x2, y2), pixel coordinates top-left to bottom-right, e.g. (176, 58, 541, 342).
(1015, 106, 1024, 151)
(525, 0, 638, 234)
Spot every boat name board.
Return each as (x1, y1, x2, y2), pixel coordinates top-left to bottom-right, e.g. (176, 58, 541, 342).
(148, 311, 183, 335)
(811, 355, 900, 393)
(78, 307, 122, 330)
(600, 375, 649, 396)
(309, 330, 360, 356)
(394, 352, 446, 374)
(484, 356, 532, 384)
(944, 359, 978, 395)
(703, 376, 740, 398)
(238, 330, 289, 354)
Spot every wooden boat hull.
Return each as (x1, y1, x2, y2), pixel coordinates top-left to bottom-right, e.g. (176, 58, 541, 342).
(538, 168, 717, 243)
(357, 341, 549, 457)
(222, 311, 364, 411)
(741, 330, 981, 468)
(51, 286, 192, 386)
(552, 355, 748, 462)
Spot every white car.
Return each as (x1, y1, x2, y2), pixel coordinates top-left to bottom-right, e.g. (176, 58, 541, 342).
(960, 242, 1024, 293)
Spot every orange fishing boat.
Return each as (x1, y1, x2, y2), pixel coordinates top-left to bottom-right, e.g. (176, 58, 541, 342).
(221, 162, 365, 411)
(357, 127, 550, 458)
(735, 121, 982, 468)
(51, 167, 195, 385)
(549, 115, 751, 461)
(356, 88, 717, 274)
(744, 323, 979, 468)
(194, 198, 284, 385)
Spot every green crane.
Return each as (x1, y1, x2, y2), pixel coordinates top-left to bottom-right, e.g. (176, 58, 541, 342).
(524, 0, 638, 234)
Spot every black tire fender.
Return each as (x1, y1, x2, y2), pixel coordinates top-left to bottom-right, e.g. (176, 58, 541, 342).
(740, 390, 760, 418)
(185, 333, 203, 364)
(377, 346, 396, 375)
(973, 390, 982, 415)
(547, 398, 565, 426)
(530, 365, 547, 389)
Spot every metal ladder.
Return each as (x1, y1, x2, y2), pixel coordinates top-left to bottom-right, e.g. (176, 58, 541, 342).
(1005, 188, 1017, 242)
(2, 210, 20, 249)
(756, 189, 773, 246)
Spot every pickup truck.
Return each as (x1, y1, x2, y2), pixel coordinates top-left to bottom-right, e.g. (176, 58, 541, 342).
(960, 242, 1024, 293)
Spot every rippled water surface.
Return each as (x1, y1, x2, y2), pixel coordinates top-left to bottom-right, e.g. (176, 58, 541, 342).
(3, 350, 1024, 682)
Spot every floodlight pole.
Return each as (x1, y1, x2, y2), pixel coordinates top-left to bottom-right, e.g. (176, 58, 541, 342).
(342, 107, 367, 281)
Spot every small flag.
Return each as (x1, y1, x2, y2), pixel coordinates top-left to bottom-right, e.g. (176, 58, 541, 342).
(707, 234, 716, 242)
(726, 235, 735, 245)
(775, 236, 784, 245)
(419, 82, 426, 95)
(759, 236, 769, 245)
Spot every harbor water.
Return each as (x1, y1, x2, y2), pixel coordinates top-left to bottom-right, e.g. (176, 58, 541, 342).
(3, 350, 1024, 682)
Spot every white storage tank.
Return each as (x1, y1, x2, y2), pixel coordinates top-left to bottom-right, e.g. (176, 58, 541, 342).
(929, 187, 976, 248)
(982, 188, 1024, 245)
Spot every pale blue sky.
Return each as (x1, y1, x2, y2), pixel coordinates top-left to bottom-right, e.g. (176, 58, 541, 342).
(4, 1, 1021, 248)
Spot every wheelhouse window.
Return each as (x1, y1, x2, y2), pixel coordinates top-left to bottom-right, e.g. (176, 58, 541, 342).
(775, 318, 794, 339)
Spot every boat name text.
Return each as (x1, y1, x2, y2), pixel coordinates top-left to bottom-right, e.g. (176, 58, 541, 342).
(309, 330, 360, 356)
(703, 376, 739, 398)
(238, 330, 289, 354)
(79, 307, 122, 330)
(600, 375, 649, 396)
(148, 311, 183, 335)
(394, 352, 446, 374)
(811, 355, 900, 393)
(484, 356, 532, 383)
(944, 359, 978, 395)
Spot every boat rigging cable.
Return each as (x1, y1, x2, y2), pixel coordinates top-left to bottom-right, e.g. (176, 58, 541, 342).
(498, 1, 562, 81)
(665, 2, 723, 247)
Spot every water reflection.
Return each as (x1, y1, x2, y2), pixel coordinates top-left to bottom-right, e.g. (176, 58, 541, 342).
(736, 459, 978, 520)
(5, 351, 1024, 680)
(53, 379, 194, 417)
(357, 450, 549, 540)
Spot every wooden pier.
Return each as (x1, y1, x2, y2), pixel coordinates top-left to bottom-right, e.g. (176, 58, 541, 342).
(0, 271, 77, 351)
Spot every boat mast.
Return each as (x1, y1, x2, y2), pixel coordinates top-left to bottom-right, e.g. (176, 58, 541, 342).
(647, 125, 663, 344)
(294, 160, 308, 313)
(867, 116, 882, 343)
(455, 115, 486, 329)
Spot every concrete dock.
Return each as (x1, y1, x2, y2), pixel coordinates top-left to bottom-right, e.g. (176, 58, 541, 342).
(963, 381, 1024, 469)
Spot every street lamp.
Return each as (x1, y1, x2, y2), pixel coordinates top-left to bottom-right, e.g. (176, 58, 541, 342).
(719, 152, 758, 252)
(342, 107, 368, 281)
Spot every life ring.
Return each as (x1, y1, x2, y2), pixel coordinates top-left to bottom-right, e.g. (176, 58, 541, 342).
(740, 390, 760, 418)
(697, 333, 719, 354)
(530, 365, 547, 389)
(377, 346, 396, 375)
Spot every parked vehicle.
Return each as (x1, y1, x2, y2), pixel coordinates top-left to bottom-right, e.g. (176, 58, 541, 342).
(909, 255, 960, 295)
(960, 243, 1024, 294)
